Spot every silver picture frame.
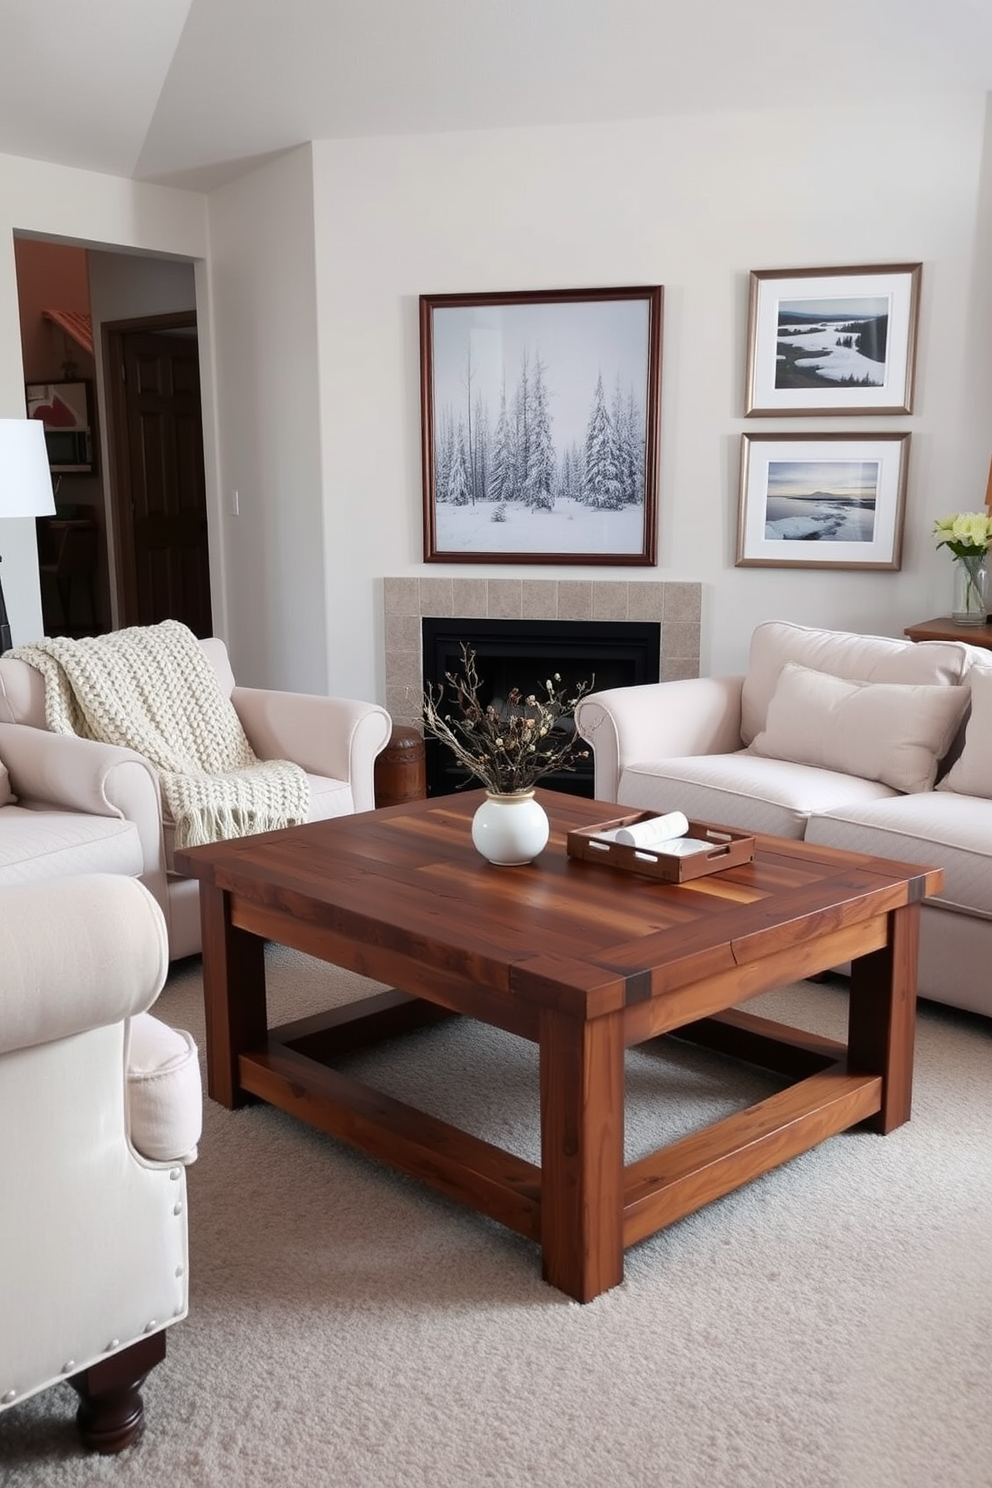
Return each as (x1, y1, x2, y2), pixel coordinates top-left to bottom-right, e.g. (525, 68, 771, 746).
(744, 263, 922, 416)
(736, 431, 910, 570)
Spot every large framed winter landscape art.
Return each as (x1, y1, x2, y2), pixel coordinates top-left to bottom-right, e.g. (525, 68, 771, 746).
(419, 286, 663, 563)
(744, 263, 922, 416)
(736, 432, 910, 570)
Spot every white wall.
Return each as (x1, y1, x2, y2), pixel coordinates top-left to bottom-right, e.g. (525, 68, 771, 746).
(3, 94, 991, 700)
(205, 146, 328, 692)
(307, 91, 992, 699)
(0, 152, 208, 647)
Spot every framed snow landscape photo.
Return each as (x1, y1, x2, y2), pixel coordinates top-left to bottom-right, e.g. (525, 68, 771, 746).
(419, 285, 663, 563)
(744, 263, 922, 416)
(736, 432, 910, 570)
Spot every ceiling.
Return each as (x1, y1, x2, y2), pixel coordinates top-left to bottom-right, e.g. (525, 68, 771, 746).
(3, 0, 992, 191)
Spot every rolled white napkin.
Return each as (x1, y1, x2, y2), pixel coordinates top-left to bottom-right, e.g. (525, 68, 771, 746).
(614, 811, 690, 848)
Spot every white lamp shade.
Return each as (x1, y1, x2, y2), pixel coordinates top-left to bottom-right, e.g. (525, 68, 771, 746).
(0, 419, 57, 519)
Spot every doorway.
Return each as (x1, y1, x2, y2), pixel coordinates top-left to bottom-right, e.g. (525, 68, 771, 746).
(14, 238, 213, 641)
(104, 312, 212, 637)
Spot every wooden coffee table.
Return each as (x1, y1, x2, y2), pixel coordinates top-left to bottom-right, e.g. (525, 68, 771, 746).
(175, 790, 942, 1303)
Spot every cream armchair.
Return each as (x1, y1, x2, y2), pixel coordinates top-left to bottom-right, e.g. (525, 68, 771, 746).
(0, 637, 393, 959)
(0, 874, 201, 1452)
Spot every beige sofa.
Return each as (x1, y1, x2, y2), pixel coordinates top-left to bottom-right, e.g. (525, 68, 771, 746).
(0, 874, 201, 1451)
(575, 620, 992, 1020)
(0, 637, 392, 959)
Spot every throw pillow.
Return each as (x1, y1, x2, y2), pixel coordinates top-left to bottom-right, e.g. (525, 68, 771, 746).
(0, 758, 13, 807)
(936, 665, 992, 798)
(740, 620, 971, 745)
(749, 662, 970, 794)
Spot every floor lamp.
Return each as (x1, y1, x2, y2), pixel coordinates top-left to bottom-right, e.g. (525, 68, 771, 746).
(0, 419, 57, 653)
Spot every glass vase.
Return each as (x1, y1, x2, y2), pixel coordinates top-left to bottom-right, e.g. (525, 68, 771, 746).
(951, 553, 989, 627)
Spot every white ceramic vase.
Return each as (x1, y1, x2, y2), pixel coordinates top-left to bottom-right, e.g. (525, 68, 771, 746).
(471, 791, 550, 865)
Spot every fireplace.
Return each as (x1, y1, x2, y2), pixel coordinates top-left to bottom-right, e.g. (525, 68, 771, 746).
(422, 617, 660, 798)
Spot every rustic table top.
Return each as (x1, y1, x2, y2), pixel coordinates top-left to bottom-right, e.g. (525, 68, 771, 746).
(176, 789, 942, 1020)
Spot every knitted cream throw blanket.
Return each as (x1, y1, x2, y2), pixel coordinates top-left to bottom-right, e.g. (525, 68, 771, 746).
(12, 620, 310, 849)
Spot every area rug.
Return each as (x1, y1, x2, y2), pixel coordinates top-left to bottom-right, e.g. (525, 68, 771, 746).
(1, 948, 990, 1488)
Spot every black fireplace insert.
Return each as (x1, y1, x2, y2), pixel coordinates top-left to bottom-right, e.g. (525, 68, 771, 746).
(422, 617, 660, 798)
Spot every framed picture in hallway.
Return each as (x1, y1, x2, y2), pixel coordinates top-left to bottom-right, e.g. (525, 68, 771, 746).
(744, 263, 922, 416)
(419, 285, 663, 564)
(736, 431, 910, 570)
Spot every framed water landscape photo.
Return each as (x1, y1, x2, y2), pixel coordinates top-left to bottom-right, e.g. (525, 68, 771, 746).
(420, 285, 663, 564)
(744, 263, 922, 416)
(736, 432, 910, 570)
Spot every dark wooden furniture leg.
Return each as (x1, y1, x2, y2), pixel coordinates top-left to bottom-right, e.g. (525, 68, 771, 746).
(69, 1332, 166, 1453)
(848, 901, 919, 1134)
(198, 882, 267, 1108)
(539, 1006, 625, 1302)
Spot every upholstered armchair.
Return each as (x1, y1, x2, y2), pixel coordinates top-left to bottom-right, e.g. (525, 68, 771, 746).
(0, 874, 202, 1452)
(0, 636, 392, 959)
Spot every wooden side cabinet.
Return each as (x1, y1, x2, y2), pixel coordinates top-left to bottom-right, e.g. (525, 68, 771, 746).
(904, 617, 992, 650)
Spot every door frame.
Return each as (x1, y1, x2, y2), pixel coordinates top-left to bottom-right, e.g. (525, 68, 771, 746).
(102, 310, 201, 628)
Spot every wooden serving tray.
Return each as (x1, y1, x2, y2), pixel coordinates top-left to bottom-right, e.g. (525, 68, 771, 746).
(565, 811, 755, 883)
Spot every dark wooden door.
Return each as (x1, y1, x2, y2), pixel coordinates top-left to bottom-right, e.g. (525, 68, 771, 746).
(111, 323, 212, 637)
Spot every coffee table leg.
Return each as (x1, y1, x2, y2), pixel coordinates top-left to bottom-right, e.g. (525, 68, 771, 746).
(538, 1007, 624, 1303)
(198, 883, 267, 1109)
(848, 901, 919, 1134)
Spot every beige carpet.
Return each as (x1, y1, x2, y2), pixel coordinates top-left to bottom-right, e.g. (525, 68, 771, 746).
(2, 948, 991, 1488)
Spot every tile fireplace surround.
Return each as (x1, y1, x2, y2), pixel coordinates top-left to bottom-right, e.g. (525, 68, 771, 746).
(383, 577, 702, 731)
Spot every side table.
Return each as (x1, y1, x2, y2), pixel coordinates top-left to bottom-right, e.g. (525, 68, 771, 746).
(904, 617, 992, 650)
(373, 725, 426, 807)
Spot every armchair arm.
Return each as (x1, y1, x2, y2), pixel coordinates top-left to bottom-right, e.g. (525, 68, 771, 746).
(232, 688, 392, 813)
(0, 722, 169, 921)
(574, 675, 745, 802)
(0, 722, 159, 819)
(0, 875, 168, 1056)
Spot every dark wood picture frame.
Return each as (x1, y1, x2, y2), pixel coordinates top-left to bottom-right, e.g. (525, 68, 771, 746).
(420, 285, 663, 564)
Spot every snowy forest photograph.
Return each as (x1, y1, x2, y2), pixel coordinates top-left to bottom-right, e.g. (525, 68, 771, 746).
(745, 264, 921, 416)
(736, 433, 909, 571)
(420, 286, 662, 563)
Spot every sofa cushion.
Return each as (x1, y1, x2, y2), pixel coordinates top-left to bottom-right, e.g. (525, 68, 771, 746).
(0, 759, 12, 808)
(618, 752, 896, 839)
(749, 662, 969, 794)
(127, 1012, 202, 1163)
(0, 806, 144, 886)
(806, 792, 992, 919)
(161, 770, 353, 871)
(740, 621, 972, 745)
(304, 772, 354, 821)
(937, 665, 992, 799)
